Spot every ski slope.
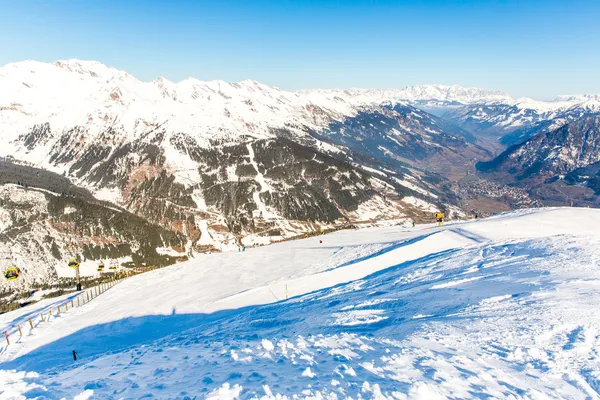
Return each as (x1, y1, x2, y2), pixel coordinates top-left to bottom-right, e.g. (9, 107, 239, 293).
(2, 208, 600, 399)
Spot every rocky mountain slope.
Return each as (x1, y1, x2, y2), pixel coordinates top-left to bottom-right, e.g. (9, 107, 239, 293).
(0, 161, 186, 293)
(0, 61, 486, 237)
(477, 115, 600, 206)
(1, 60, 497, 292)
(444, 98, 600, 148)
(319, 103, 490, 176)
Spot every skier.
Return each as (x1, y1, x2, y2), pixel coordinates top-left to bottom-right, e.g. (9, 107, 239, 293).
(435, 212, 444, 226)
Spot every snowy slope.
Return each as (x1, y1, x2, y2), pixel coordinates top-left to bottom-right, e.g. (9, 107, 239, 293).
(2, 208, 600, 398)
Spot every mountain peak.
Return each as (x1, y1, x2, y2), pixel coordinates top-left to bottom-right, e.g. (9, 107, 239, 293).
(52, 59, 118, 79)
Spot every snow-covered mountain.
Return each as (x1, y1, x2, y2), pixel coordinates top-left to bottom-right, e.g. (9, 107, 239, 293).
(478, 115, 600, 180)
(477, 115, 600, 206)
(2, 59, 599, 291)
(299, 84, 513, 108)
(0, 60, 508, 148)
(445, 96, 600, 147)
(1, 60, 493, 291)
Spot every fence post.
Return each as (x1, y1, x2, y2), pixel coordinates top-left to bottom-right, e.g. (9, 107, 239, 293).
(57, 306, 61, 315)
(41, 313, 45, 322)
(28, 318, 33, 329)
(77, 297, 80, 307)
(18, 324, 22, 338)
(71, 299, 74, 308)
(4, 331, 9, 346)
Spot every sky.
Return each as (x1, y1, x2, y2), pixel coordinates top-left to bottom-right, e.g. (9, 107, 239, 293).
(0, 0, 599, 100)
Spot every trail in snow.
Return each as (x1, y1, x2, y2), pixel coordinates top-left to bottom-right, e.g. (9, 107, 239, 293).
(1, 208, 600, 399)
(245, 142, 276, 220)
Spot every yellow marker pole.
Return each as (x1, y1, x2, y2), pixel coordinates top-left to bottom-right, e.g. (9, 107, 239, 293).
(28, 318, 33, 330)
(5, 334, 9, 346)
(40, 313, 45, 322)
(18, 324, 22, 338)
(57, 306, 60, 315)
(49, 310, 53, 317)
(65, 303, 69, 311)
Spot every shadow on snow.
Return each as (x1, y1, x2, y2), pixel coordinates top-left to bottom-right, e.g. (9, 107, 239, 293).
(0, 239, 553, 397)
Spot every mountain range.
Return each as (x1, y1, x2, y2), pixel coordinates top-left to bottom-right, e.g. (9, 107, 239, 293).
(1, 59, 600, 293)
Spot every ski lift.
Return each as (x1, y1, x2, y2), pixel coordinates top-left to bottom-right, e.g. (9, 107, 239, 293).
(109, 265, 117, 270)
(4, 266, 20, 281)
(68, 257, 80, 269)
(97, 261, 105, 272)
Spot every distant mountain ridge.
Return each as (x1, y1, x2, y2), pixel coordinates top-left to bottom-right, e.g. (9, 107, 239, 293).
(477, 114, 600, 206)
(478, 115, 600, 180)
(444, 97, 600, 147)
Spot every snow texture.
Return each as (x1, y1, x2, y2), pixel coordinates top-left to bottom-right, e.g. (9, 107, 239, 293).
(1, 208, 600, 399)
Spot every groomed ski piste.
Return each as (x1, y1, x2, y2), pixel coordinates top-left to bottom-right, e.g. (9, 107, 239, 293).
(2, 207, 600, 399)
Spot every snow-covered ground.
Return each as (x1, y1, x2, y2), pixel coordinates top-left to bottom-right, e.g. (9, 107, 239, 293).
(1, 208, 600, 399)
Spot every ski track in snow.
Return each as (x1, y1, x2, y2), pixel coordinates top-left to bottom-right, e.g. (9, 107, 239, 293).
(245, 142, 277, 221)
(1, 208, 600, 399)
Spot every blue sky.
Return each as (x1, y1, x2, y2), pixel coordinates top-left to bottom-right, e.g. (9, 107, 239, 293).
(1, 0, 599, 99)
